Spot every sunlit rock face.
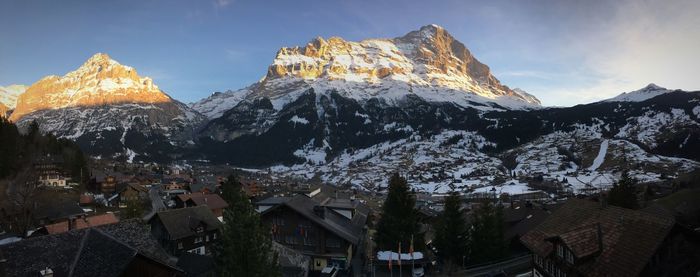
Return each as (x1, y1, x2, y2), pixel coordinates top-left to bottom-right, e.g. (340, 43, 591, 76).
(258, 24, 540, 106)
(10, 53, 171, 121)
(9, 53, 205, 161)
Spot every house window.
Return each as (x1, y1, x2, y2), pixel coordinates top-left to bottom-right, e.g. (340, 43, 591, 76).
(205, 235, 210, 242)
(213, 233, 217, 240)
(194, 236, 204, 243)
(326, 237, 341, 248)
(273, 217, 285, 226)
(557, 244, 564, 258)
(177, 242, 183, 249)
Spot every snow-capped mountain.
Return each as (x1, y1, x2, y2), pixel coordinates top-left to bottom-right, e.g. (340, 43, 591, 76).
(604, 83, 671, 102)
(192, 24, 540, 119)
(189, 25, 699, 177)
(0, 84, 27, 116)
(10, 53, 206, 161)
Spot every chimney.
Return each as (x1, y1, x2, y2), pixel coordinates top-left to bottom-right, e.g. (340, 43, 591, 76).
(39, 267, 53, 277)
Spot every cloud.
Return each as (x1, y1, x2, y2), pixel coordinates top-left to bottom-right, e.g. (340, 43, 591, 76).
(214, 0, 233, 8)
(554, 0, 700, 104)
(515, 0, 700, 107)
(499, 70, 555, 80)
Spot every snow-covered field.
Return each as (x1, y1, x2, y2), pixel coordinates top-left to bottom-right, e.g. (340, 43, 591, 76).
(270, 125, 699, 198)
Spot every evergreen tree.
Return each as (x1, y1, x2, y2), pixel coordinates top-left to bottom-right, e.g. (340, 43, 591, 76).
(434, 191, 468, 272)
(375, 173, 423, 251)
(608, 171, 639, 209)
(468, 202, 506, 264)
(214, 174, 280, 277)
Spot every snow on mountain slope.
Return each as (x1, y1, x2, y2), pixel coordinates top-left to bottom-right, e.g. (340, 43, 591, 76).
(604, 83, 671, 102)
(190, 88, 249, 119)
(588, 139, 609, 171)
(0, 84, 27, 109)
(192, 24, 541, 118)
(271, 130, 505, 194)
(11, 53, 205, 160)
(10, 53, 173, 121)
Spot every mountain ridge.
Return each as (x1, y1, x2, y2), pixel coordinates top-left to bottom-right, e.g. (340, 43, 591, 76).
(9, 53, 206, 161)
(192, 24, 541, 119)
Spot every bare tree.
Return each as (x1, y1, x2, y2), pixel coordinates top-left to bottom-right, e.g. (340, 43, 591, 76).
(1, 168, 40, 236)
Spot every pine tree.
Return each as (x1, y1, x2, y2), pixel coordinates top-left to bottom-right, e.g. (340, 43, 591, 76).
(214, 174, 280, 276)
(608, 171, 639, 209)
(375, 173, 423, 251)
(468, 202, 506, 264)
(434, 191, 468, 272)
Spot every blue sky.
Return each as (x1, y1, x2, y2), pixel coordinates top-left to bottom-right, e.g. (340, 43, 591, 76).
(1, 0, 698, 106)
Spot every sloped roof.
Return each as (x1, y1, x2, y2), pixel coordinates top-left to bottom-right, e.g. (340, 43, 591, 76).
(176, 252, 215, 277)
(0, 220, 178, 276)
(520, 198, 675, 277)
(179, 193, 229, 210)
(69, 229, 138, 277)
(152, 206, 222, 240)
(45, 213, 119, 234)
(555, 223, 601, 259)
(262, 195, 366, 245)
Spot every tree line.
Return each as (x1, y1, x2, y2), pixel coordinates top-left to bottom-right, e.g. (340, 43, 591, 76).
(0, 118, 88, 183)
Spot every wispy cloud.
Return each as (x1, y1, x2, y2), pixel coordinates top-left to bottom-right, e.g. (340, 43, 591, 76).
(214, 0, 233, 8)
(499, 70, 555, 80)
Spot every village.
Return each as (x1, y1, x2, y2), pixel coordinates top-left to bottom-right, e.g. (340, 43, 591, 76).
(0, 153, 698, 277)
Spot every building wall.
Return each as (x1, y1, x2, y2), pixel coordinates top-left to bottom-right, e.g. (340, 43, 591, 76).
(262, 206, 353, 270)
(150, 217, 220, 257)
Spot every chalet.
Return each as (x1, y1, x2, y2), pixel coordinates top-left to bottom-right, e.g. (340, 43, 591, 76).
(34, 155, 67, 187)
(256, 193, 369, 272)
(175, 193, 229, 219)
(162, 177, 187, 190)
(101, 175, 118, 194)
(520, 198, 675, 277)
(118, 182, 149, 207)
(149, 206, 222, 256)
(241, 180, 264, 198)
(0, 219, 180, 276)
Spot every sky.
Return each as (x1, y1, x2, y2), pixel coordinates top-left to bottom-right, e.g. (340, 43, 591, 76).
(1, 0, 699, 107)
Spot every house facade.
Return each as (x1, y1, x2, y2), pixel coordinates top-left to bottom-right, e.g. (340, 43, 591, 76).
(34, 155, 67, 187)
(149, 206, 222, 256)
(257, 194, 369, 272)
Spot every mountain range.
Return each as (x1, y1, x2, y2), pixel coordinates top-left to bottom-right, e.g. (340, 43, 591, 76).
(2, 24, 699, 191)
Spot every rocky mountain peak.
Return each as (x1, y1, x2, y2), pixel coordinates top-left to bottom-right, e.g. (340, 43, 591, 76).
(255, 25, 539, 107)
(9, 53, 171, 121)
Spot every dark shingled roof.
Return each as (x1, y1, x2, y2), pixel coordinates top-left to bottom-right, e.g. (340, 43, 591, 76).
(520, 198, 675, 277)
(34, 200, 85, 222)
(0, 219, 178, 277)
(152, 206, 222, 240)
(97, 218, 177, 266)
(262, 195, 367, 245)
(69, 229, 137, 277)
(179, 193, 229, 210)
(176, 252, 215, 277)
